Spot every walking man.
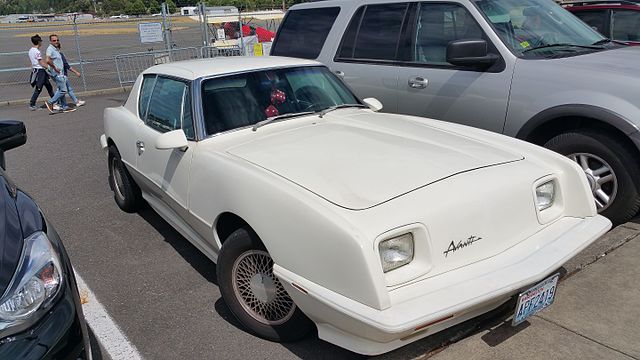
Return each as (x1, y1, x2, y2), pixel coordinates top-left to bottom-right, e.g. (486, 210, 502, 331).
(57, 38, 85, 108)
(28, 34, 54, 111)
(44, 34, 76, 113)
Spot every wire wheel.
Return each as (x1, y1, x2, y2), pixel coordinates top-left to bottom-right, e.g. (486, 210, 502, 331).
(568, 152, 618, 211)
(110, 157, 126, 201)
(231, 250, 296, 326)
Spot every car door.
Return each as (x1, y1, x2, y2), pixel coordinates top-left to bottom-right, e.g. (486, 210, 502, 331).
(327, 3, 412, 114)
(136, 75, 196, 217)
(395, 2, 512, 133)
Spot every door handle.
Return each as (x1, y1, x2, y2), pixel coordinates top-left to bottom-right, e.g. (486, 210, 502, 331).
(136, 140, 145, 155)
(334, 70, 345, 78)
(408, 76, 429, 89)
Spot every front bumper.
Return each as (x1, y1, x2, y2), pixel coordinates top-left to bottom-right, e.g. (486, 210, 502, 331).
(274, 215, 611, 355)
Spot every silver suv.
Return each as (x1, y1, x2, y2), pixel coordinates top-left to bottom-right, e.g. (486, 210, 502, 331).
(271, 0, 640, 225)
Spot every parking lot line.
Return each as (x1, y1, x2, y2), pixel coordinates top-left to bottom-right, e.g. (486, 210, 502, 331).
(74, 271, 143, 360)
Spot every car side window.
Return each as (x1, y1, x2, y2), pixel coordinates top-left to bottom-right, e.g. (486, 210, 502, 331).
(572, 10, 609, 37)
(612, 10, 640, 42)
(138, 74, 156, 120)
(182, 86, 195, 140)
(336, 3, 410, 61)
(271, 7, 341, 59)
(146, 77, 188, 134)
(413, 3, 484, 64)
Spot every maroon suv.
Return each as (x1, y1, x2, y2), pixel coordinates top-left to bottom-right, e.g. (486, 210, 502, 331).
(564, 0, 640, 45)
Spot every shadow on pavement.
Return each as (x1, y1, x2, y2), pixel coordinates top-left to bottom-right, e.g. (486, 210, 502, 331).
(136, 207, 218, 286)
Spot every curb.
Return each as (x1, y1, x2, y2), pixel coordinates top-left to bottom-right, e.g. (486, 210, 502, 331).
(0, 86, 132, 108)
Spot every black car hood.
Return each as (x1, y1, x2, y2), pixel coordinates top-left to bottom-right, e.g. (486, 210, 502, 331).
(0, 172, 23, 295)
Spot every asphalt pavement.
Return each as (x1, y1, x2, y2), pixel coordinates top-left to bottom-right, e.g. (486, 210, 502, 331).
(0, 93, 637, 360)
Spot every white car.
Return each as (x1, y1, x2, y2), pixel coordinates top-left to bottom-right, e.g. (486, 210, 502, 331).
(99, 57, 611, 355)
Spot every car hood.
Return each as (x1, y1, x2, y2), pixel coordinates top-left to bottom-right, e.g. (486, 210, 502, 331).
(553, 46, 640, 77)
(227, 111, 523, 210)
(0, 173, 23, 295)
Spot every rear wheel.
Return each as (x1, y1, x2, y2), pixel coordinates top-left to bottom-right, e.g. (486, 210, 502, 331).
(544, 131, 640, 225)
(217, 228, 313, 342)
(108, 145, 143, 213)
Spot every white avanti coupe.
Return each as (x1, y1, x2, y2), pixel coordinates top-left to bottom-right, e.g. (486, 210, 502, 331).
(100, 57, 611, 355)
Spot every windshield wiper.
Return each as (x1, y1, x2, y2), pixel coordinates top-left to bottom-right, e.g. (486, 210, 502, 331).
(523, 43, 603, 53)
(592, 38, 612, 46)
(318, 104, 367, 118)
(252, 111, 315, 132)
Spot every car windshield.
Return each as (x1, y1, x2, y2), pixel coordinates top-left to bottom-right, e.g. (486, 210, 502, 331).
(201, 66, 361, 135)
(472, 0, 607, 57)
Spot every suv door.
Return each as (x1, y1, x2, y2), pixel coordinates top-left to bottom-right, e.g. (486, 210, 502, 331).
(136, 75, 196, 216)
(396, 2, 512, 133)
(328, 3, 414, 113)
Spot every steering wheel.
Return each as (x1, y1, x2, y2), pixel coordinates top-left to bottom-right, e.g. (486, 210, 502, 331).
(294, 86, 333, 112)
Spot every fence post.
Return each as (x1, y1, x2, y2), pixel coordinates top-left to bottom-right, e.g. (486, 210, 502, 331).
(162, 3, 172, 58)
(73, 14, 87, 91)
(203, 3, 210, 48)
(238, 9, 245, 56)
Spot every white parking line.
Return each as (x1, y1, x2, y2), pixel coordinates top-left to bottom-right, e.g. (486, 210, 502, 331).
(74, 271, 144, 360)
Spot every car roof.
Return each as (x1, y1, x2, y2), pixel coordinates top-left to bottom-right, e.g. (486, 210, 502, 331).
(562, 0, 640, 8)
(142, 56, 323, 80)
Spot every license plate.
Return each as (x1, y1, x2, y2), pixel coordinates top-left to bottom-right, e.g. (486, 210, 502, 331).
(512, 273, 559, 326)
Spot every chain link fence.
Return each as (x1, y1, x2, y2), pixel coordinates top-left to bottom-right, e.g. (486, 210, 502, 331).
(0, 4, 284, 104)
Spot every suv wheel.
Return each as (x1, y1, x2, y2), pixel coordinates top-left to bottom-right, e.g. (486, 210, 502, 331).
(544, 131, 640, 225)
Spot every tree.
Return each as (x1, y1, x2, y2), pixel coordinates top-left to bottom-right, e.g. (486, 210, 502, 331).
(148, 0, 160, 14)
(125, 0, 145, 15)
(164, 0, 176, 14)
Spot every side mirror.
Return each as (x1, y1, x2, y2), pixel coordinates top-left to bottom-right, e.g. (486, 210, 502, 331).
(0, 120, 27, 170)
(155, 130, 188, 151)
(362, 98, 383, 112)
(446, 39, 499, 68)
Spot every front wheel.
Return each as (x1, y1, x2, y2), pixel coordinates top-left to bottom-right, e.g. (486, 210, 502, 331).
(544, 131, 640, 225)
(217, 228, 313, 342)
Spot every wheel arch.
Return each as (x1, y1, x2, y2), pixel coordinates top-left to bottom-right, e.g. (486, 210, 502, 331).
(517, 105, 640, 159)
(214, 212, 259, 248)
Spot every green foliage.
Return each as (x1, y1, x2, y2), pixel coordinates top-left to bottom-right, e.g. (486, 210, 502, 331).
(149, 0, 160, 14)
(165, 0, 176, 14)
(125, 0, 145, 15)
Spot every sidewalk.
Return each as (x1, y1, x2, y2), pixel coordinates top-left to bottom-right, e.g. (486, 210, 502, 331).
(424, 223, 640, 360)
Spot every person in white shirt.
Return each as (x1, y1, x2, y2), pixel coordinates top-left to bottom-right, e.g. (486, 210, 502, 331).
(28, 34, 54, 111)
(44, 34, 76, 113)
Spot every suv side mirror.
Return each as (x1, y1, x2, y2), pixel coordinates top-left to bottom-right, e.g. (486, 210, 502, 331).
(446, 39, 499, 68)
(0, 120, 26, 170)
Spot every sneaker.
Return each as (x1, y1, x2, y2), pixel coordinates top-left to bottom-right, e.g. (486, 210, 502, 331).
(29, 105, 38, 111)
(53, 104, 62, 111)
(44, 101, 53, 113)
(62, 107, 76, 113)
(76, 100, 86, 107)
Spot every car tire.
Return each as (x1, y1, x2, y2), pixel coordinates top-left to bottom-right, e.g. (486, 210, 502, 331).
(544, 131, 640, 225)
(108, 145, 143, 213)
(217, 228, 313, 342)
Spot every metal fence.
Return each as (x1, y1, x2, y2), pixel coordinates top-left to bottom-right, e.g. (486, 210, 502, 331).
(0, 4, 284, 104)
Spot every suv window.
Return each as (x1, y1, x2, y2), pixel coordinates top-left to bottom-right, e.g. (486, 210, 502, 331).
(146, 77, 189, 134)
(337, 3, 410, 61)
(138, 74, 156, 119)
(572, 10, 609, 37)
(271, 7, 340, 59)
(612, 10, 640, 41)
(413, 3, 484, 64)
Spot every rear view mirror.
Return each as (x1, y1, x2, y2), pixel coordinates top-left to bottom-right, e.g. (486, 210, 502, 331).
(446, 39, 499, 68)
(155, 130, 188, 151)
(0, 120, 27, 170)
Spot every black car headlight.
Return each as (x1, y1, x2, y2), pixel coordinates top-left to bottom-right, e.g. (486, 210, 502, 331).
(0, 231, 63, 334)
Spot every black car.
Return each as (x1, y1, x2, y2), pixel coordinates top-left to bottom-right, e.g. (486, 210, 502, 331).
(0, 121, 90, 359)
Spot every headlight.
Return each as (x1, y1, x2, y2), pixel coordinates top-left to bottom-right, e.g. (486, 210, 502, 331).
(0, 231, 63, 334)
(379, 233, 414, 273)
(536, 181, 555, 211)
